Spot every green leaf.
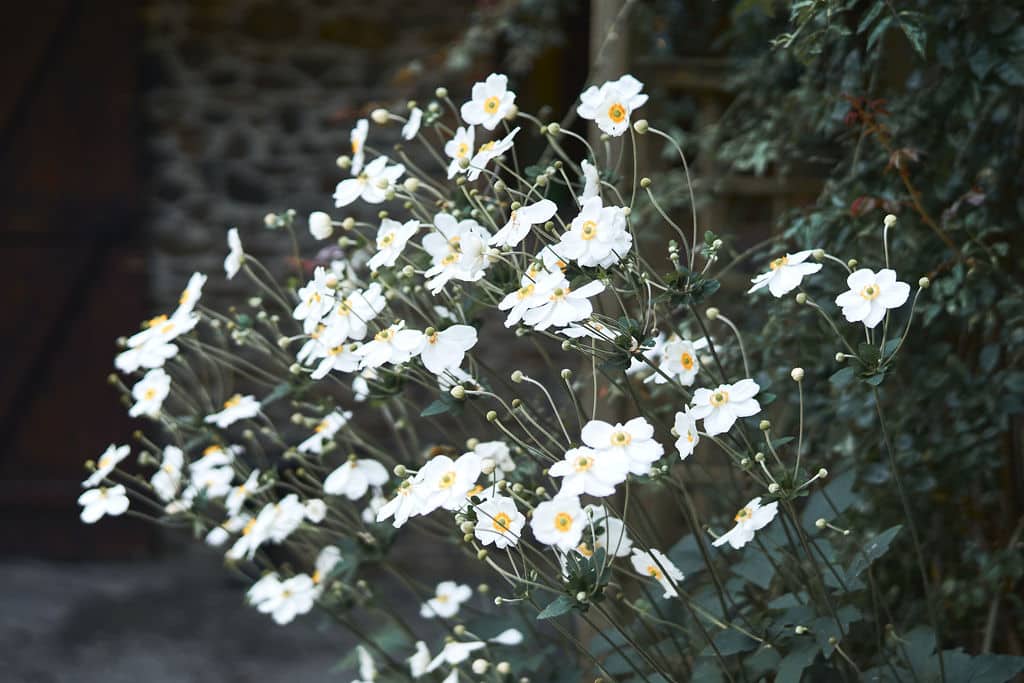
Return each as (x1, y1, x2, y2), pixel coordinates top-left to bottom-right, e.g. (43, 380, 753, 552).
(420, 399, 451, 417)
(776, 639, 819, 683)
(829, 366, 855, 386)
(732, 544, 776, 589)
(857, 342, 881, 367)
(536, 594, 575, 620)
(899, 12, 927, 59)
(704, 628, 759, 657)
(848, 525, 902, 577)
(260, 382, 292, 406)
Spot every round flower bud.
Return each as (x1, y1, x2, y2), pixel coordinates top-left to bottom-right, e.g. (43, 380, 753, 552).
(459, 157, 470, 169)
(486, 410, 498, 422)
(453, 624, 466, 636)
(812, 248, 825, 260)
(633, 119, 649, 134)
(575, 591, 588, 602)
(791, 367, 804, 382)
(466, 437, 480, 450)
(494, 596, 503, 605)
(768, 483, 780, 494)
(335, 155, 351, 170)
(640, 177, 652, 188)
(510, 370, 524, 383)
(560, 368, 572, 380)
(817, 468, 828, 479)
(795, 625, 808, 635)
(835, 352, 846, 363)
(477, 583, 489, 593)
(481, 458, 497, 475)
(370, 108, 390, 125)
(435, 86, 448, 99)
(705, 307, 719, 320)
(460, 521, 475, 534)
(561, 340, 572, 351)
(547, 122, 561, 135)
(740, 457, 751, 468)
(795, 293, 808, 304)
(393, 464, 407, 477)
(815, 518, 827, 529)
(884, 214, 897, 228)
(472, 659, 490, 675)
(308, 211, 333, 240)
(759, 420, 771, 432)
(450, 385, 466, 400)
(263, 212, 278, 228)
(497, 662, 512, 675)
(476, 549, 489, 560)
(289, 363, 303, 375)
(847, 258, 858, 269)
(403, 177, 420, 193)
(622, 206, 631, 217)
(754, 452, 765, 463)
(504, 104, 518, 120)
(918, 276, 930, 289)
(341, 217, 356, 231)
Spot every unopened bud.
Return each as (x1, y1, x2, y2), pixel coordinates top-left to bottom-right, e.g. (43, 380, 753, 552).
(511, 370, 524, 383)
(791, 367, 804, 382)
(768, 483, 780, 494)
(815, 518, 827, 529)
(633, 119, 649, 134)
(705, 307, 719, 320)
(759, 420, 771, 432)
(435, 86, 448, 99)
(393, 464, 407, 477)
(370, 108, 389, 125)
(560, 368, 572, 380)
(640, 177, 651, 188)
(403, 177, 420, 193)
(817, 468, 828, 479)
(918, 276, 930, 289)
(575, 591, 588, 602)
(481, 458, 496, 475)
(335, 155, 351, 170)
(795, 293, 808, 304)
(476, 549, 488, 560)
(496, 662, 512, 675)
(546, 122, 561, 135)
(472, 659, 489, 675)
(450, 385, 466, 400)
(884, 214, 897, 228)
(847, 259, 858, 269)
(486, 410, 498, 422)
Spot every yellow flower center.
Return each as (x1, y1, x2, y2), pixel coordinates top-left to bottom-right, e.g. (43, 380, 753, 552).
(203, 445, 223, 456)
(441, 252, 459, 266)
(483, 95, 500, 113)
(375, 328, 395, 342)
(478, 141, 496, 153)
(242, 518, 257, 536)
(680, 352, 694, 370)
(98, 455, 112, 469)
(456, 142, 469, 158)
(143, 388, 158, 401)
(467, 484, 484, 498)
(860, 284, 880, 300)
(438, 471, 457, 489)
(224, 394, 243, 409)
(646, 564, 664, 580)
(574, 454, 594, 472)
(159, 321, 176, 335)
(492, 512, 512, 532)
(734, 506, 752, 522)
(576, 542, 594, 558)
(554, 511, 574, 532)
(427, 332, 439, 345)
(580, 219, 598, 240)
(435, 594, 450, 603)
(549, 287, 569, 301)
(610, 430, 632, 447)
(607, 103, 626, 123)
(517, 283, 535, 300)
(770, 255, 789, 270)
(312, 569, 323, 584)
(145, 314, 168, 328)
(179, 290, 191, 306)
(710, 391, 729, 407)
(314, 419, 330, 433)
(351, 138, 361, 155)
(327, 345, 346, 356)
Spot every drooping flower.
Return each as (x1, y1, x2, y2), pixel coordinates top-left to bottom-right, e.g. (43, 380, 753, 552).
(580, 417, 664, 476)
(324, 457, 389, 500)
(304, 498, 327, 523)
(310, 342, 362, 380)
(673, 407, 700, 460)
(224, 227, 244, 279)
(472, 440, 515, 472)
(204, 394, 261, 428)
(402, 107, 423, 140)
(690, 379, 760, 436)
(83, 443, 130, 487)
(578, 159, 600, 204)
(748, 250, 822, 297)
(349, 118, 369, 175)
(420, 581, 473, 619)
(313, 545, 342, 586)
(488, 199, 558, 249)
(577, 74, 648, 136)
(298, 410, 353, 454)
(78, 485, 130, 523)
(333, 156, 406, 207)
(247, 573, 318, 625)
(151, 445, 184, 502)
(712, 497, 779, 550)
(531, 496, 586, 551)
(472, 494, 525, 549)
(419, 324, 478, 375)
(444, 125, 475, 179)
(835, 268, 911, 328)
(375, 478, 425, 528)
(426, 640, 486, 673)
(175, 271, 207, 315)
(416, 451, 482, 513)
(225, 469, 262, 517)
(498, 271, 561, 328)
(549, 446, 628, 498)
(467, 126, 519, 181)
(367, 218, 420, 271)
(353, 645, 377, 683)
(521, 277, 606, 331)
(630, 548, 684, 598)
(460, 73, 516, 130)
(557, 196, 631, 268)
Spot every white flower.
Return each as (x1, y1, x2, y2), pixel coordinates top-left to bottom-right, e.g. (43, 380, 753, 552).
(322, 282, 387, 345)
(310, 342, 362, 380)
(298, 410, 353, 454)
(362, 489, 387, 524)
(488, 199, 558, 248)
(489, 628, 524, 645)
(313, 545, 342, 585)
(187, 458, 235, 501)
(550, 446, 628, 497)
(309, 211, 333, 240)
(712, 497, 779, 550)
(531, 496, 585, 551)
(126, 310, 199, 350)
(646, 338, 701, 387)
(423, 213, 492, 293)
(78, 485, 129, 523)
(293, 267, 336, 332)
(204, 394, 260, 428)
(402, 107, 423, 140)
(416, 451, 482, 513)
(521, 277, 606, 331)
(748, 250, 822, 297)
(349, 118, 369, 175)
(375, 478, 424, 528)
(225, 469, 261, 517)
(115, 338, 178, 374)
(334, 156, 406, 207)
(408, 641, 431, 678)
(224, 227, 244, 279)
(324, 458, 389, 500)
(426, 641, 486, 672)
(577, 74, 648, 136)
(673, 408, 700, 460)
(367, 218, 420, 271)
(248, 573, 317, 625)
(690, 379, 761, 436)
(151, 445, 184, 502)
(84, 443, 130, 487)
(444, 125, 475, 179)
(630, 548, 684, 598)
(205, 514, 247, 546)
(472, 494, 525, 548)
(355, 322, 424, 368)
(353, 644, 377, 683)
(473, 440, 515, 472)
(497, 270, 559, 327)
(557, 196, 631, 268)
(175, 272, 207, 315)
(467, 126, 519, 181)
(420, 581, 473, 619)
(582, 505, 633, 558)
(228, 494, 307, 560)
(304, 498, 327, 523)
(835, 268, 911, 328)
(579, 159, 600, 204)
(581, 417, 664, 476)
(419, 324, 477, 375)
(460, 73, 516, 130)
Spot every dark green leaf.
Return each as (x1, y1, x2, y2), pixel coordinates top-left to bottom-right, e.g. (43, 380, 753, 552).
(536, 594, 575, 620)
(848, 525, 902, 577)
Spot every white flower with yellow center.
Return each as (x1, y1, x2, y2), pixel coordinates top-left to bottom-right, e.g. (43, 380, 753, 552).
(205, 513, 248, 547)
(293, 266, 336, 333)
(472, 494, 525, 549)
(312, 545, 341, 587)
(531, 496, 586, 551)
(204, 393, 260, 428)
(521, 277, 607, 331)
(310, 341, 361, 380)
(115, 337, 179, 374)
(630, 548, 684, 598)
(322, 282, 387, 346)
(690, 379, 761, 436)
(460, 72, 516, 130)
(581, 417, 664, 476)
(578, 159, 600, 204)
(582, 504, 633, 558)
(444, 125, 475, 179)
(151, 445, 184, 502)
(748, 250, 822, 297)
(247, 573, 318, 625)
(128, 367, 171, 418)
(489, 198, 558, 249)
(402, 106, 423, 140)
(712, 496, 779, 550)
(375, 478, 425, 528)
(420, 580, 473, 619)
(557, 196, 631, 268)
(324, 457, 389, 500)
(577, 74, 648, 136)
(646, 337, 702, 386)
(368, 218, 420, 271)
(225, 469, 262, 517)
(550, 446, 628, 498)
(224, 227, 244, 279)
(83, 443, 130, 487)
(349, 118, 368, 175)
(672, 407, 700, 460)
(355, 322, 425, 369)
(174, 271, 207, 316)
(78, 485, 129, 524)
(835, 267, 911, 328)
(425, 640, 487, 673)
(333, 155, 406, 207)
(473, 440, 515, 472)
(467, 126, 520, 181)
(497, 270, 562, 328)
(418, 324, 478, 375)
(298, 410, 353, 454)
(422, 213, 492, 293)
(416, 451, 482, 513)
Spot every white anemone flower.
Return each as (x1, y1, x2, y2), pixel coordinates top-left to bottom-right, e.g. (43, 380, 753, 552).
(349, 118, 369, 175)
(550, 446, 628, 498)
(304, 498, 327, 523)
(324, 457, 389, 500)
(247, 573, 317, 625)
(416, 451, 482, 513)
(673, 407, 700, 460)
(712, 497, 779, 550)
(298, 410, 353, 454)
(293, 267, 336, 333)
(557, 196, 631, 268)
(408, 641, 431, 678)
(333, 156, 406, 207)
(630, 548, 684, 598)
(521, 277, 606, 331)
(444, 125, 475, 179)
(582, 505, 633, 558)
(578, 159, 600, 204)
(311, 342, 361, 380)
(323, 282, 387, 345)
(488, 198, 558, 248)
(748, 250, 822, 297)
(467, 126, 519, 181)
(419, 324, 477, 375)
(225, 469, 261, 517)
(402, 107, 423, 140)
(355, 322, 424, 368)
(151, 445, 184, 502)
(690, 379, 761, 436)
(473, 440, 515, 472)
(460, 73, 516, 130)
(204, 394, 260, 428)
(313, 545, 342, 586)
(375, 478, 425, 528)
(577, 74, 648, 136)
(420, 581, 473, 619)
(78, 485, 129, 523)
(83, 443, 130, 487)
(422, 213, 492, 294)
(224, 227, 244, 279)
(353, 644, 377, 683)
(426, 641, 487, 673)
(472, 494, 525, 548)
(367, 218, 420, 271)
(530, 496, 585, 551)
(646, 337, 702, 386)
(498, 271, 561, 328)
(835, 268, 911, 328)
(175, 272, 207, 315)
(580, 417, 665, 476)
(114, 338, 179, 374)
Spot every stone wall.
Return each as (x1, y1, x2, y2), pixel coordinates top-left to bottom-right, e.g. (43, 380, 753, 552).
(142, 0, 476, 308)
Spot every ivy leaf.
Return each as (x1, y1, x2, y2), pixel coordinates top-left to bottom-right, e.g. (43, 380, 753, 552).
(848, 525, 902, 577)
(536, 594, 575, 620)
